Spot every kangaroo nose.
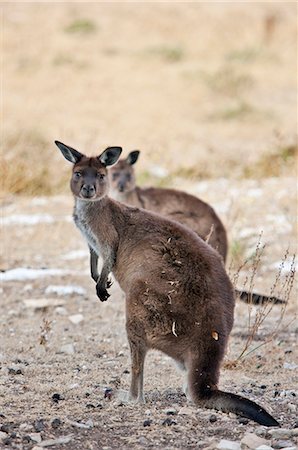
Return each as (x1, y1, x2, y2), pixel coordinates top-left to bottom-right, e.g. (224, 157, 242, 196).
(82, 184, 95, 197)
(118, 182, 125, 192)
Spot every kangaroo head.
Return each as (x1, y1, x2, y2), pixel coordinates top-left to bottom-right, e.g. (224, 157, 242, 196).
(108, 150, 140, 195)
(55, 141, 122, 201)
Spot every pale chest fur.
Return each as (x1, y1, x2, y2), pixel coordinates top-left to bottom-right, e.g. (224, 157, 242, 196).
(73, 200, 101, 256)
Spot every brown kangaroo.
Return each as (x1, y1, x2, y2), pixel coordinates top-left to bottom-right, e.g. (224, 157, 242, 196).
(55, 140, 279, 427)
(108, 151, 284, 305)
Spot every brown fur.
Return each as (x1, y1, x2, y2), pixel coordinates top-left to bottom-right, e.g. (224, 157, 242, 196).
(55, 140, 279, 426)
(109, 157, 228, 262)
(108, 153, 285, 305)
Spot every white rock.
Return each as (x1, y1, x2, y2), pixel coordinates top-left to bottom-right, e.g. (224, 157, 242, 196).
(283, 362, 298, 370)
(0, 431, 8, 439)
(268, 428, 298, 439)
(29, 433, 42, 443)
(217, 439, 241, 450)
(241, 432, 270, 449)
(178, 406, 194, 415)
(24, 298, 65, 309)
(256, 446, 273, 450)
(45, 285, 86, 296)
(55, 306, 68, 316)
(38, 435, 73, 447)
(19, 423, 32, 431)
(60, 343, 75, 354)
(68, 314, 84, 325)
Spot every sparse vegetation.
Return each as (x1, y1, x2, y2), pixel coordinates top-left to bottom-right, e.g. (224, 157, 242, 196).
(64, 18, 97, 34)
(143, 45, 185, 62)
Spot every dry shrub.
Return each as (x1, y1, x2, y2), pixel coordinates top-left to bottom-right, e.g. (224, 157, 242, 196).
(226, 235, 296, 368)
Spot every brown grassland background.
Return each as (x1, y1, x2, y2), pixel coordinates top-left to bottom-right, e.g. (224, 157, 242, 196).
(0, 2, 297, 450)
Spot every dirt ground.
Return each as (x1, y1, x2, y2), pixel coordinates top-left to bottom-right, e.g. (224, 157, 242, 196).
(1, 2, 297, 449)
(1, 175, 297, 450)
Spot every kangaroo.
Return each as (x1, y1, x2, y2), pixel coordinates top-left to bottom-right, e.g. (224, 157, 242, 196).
(108, 151, 284, 305)
(55, 140, 279, 427)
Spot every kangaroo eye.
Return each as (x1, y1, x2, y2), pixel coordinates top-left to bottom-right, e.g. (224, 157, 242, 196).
(74, 172, 81, 178)
(98, 173, 105, 180)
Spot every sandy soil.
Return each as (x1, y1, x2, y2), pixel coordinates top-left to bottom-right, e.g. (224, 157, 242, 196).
(1, 175, 297, 450)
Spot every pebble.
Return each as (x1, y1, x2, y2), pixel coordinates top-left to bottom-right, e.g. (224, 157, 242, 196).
(52, 393, 64, 403)
(19, 423, 32, 431)
(209, 414, 217, 423)
(59, 343, 75, 355)
(178, 406, 193, 415)
(273, 441, 296, 449)
(216, 439, 241, 450)
(0, 431, 8, 439)
(143, 419, 152, 427)
(241, 432, 270, 449)
(268, 428, 298, 439)
(29, 433, 42, 443)
(68, 314, 84, 325)
(55, 306, 68, 316)
(164, 408, 177, 416)
(162, 418, 176, 426)
(51, 418, 61, 429)
(255, 446, 273, 450)
(33, 419, 45, 432)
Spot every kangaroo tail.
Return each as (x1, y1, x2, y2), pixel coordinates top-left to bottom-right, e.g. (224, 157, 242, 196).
(202, 389, 279, 427)
(235, 289, 285, 305)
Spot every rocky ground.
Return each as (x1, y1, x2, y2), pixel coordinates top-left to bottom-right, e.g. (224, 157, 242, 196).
(0, 176, 297, 450)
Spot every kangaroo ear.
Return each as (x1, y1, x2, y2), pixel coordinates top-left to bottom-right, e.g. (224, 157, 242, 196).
(55, 141, 83, 164)
(126, 150, 140, 165)
(98, 147, 122, 167)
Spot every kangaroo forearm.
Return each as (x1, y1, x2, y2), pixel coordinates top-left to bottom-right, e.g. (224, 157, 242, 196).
(89, 247, 99, 282)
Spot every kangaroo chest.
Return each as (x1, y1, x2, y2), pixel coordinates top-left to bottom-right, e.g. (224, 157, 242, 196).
(73, 201, 101, 256)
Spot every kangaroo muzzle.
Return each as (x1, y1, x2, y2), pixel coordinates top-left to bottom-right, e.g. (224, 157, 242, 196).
(81, 184, 95, 198)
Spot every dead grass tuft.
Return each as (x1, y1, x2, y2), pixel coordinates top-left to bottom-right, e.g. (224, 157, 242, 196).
(227, 237, 296, 369)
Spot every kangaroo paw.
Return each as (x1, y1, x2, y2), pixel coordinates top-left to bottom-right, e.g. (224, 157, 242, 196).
(96, 284, 110, 302)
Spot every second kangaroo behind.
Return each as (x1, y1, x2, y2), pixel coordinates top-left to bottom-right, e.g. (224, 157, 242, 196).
(108, 151, 284, 305)
(55, 140, 279, 427)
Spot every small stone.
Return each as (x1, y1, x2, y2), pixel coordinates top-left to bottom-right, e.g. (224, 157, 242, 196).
(55, 306, 67, 316)
(104, 388, 113, 400)
(59, 343, 75, 355)
(19, 423, 32, 431)
(260, 385, 267, 389)
(52, 393, 64, 403)
(288, 403, 296, 413)
(138, 436, 148, 445)
(255, 446, 273, 450)
(241, 432, 270, 449)
(283, 362, 298, 370)
(32, 447, 43, 450)
(273, 441, 295, 449)
(29, 433, 42, 443)
(238, 417, 249, 425)
(8, 367, 24, 375)
(178, 406, 193, 415)
(162, 418, 176, 426)
(216, 439, 241, 450)
(0, 431, 8, 439)
(51, 418, 61, 429)
(68, 314, 84, 325)
(209, 414, 217, 423)
(164, 408, 177, 416)
(143, 419, 152, 427)
(33, 419, 45, 432)
(268, 428, 298, 439)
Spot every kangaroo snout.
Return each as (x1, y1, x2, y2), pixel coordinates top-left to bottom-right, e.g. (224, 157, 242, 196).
(118, 181, 126, 192)
(81, 184, 96, 198)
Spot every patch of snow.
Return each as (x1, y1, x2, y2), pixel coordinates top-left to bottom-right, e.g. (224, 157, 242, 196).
(1, 214, 72, 226)
(2, 214, 54, 226)
(61, 250, 89, 260)
(1, 268, 74, 282)
(45, 285, 86, 296)
(270, 260, 297, 274)
(283, 362, 298, 370)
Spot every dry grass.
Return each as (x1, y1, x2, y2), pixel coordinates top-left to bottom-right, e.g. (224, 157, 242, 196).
(2, 2, 297, 195)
